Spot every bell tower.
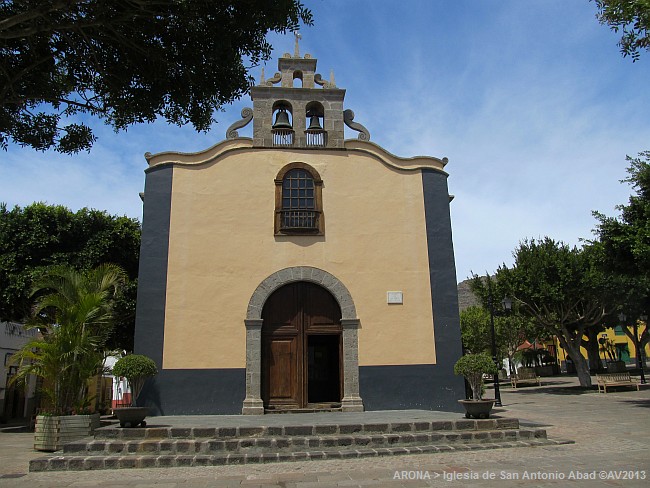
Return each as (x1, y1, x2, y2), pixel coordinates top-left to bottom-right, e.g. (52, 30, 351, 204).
(248, 34, 346, 149)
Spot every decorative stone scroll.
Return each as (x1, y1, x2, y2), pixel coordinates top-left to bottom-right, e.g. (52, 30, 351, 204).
(343, 109, 370, 141)
(225, 108, 253, 139)
(314, 73, 333, 89)
(264, 72, 282, 86)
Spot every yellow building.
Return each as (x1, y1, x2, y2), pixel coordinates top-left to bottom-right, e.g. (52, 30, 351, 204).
(550, 323, 649, 371)
(133, 46, 465, 415)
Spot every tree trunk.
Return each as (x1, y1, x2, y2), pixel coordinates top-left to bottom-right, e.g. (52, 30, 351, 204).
(583, 328, 604, 373)
(623, 326, 647, 368)
(557, 332, 592, 387)
(571, 352, 592, 387)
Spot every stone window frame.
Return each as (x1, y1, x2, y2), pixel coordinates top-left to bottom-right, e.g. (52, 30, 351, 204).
(242, 266, 363, 414)
(274, 162, 324, 236)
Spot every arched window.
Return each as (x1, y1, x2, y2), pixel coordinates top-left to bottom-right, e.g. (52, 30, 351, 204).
(275, 163, 324, 235)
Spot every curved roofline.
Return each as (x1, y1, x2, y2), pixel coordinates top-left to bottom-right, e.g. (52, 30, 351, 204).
(343, 139, 448, 172)
(144, 138, 254, 169)
(144, 137, 448, 174)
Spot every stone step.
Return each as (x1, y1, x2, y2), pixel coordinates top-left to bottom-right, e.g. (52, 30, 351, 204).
(63, 428, 546, 456)
(93, 418, 520, 440)
(30, 438, 574, 472)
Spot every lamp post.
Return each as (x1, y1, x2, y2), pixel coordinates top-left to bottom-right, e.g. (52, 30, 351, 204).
(486, 276, 512, 407)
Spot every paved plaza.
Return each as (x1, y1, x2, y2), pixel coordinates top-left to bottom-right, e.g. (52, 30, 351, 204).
(1, 375, 649, 487)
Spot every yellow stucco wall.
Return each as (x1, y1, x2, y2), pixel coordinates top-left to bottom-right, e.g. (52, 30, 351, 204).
(155, 140, 447, 370)
(551, 324, 650, 364)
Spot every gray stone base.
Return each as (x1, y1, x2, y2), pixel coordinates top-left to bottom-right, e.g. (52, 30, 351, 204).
(242, 398, 264, 415)
(341, 397, 364, 412)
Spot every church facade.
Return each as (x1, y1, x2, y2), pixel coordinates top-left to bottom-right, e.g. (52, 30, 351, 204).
(134, 46, 465, 415)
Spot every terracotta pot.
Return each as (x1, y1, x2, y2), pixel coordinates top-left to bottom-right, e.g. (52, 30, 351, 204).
(113, 407, 149, 428)
(458, 399, 495, 419)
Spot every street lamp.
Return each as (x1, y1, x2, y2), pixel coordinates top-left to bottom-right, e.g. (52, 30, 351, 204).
(487, 276, 512, 407)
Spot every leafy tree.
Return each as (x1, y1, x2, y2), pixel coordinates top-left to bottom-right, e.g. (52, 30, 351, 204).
(0, 0, 313, 153)
(594, 0, 650, 61)
(490, 238, 611, 387)
(9, 264, 126, 415)
(593, 151, 650, 360)
(464, 279, 544, 374)
(459, 306, 492, 355)
(0, 202, 140, 350)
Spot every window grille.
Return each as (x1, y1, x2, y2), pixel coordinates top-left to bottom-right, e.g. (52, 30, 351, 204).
(280, 169, 319, 231)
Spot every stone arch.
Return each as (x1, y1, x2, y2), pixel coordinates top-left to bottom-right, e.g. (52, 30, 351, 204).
(242, 266, 363, 415)
(246, 266, 355, 320)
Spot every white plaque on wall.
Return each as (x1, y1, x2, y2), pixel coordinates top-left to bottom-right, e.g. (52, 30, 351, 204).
(387, 291, 403, 304)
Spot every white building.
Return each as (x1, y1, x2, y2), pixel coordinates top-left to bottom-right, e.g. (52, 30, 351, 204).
(0, 322, 38, 421)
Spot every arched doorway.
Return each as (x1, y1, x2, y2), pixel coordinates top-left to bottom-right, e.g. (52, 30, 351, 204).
(242, 266, 363, 415)
(261, 282, 342, 410)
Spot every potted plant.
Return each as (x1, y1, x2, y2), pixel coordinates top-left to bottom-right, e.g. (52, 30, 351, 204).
(9, 265, 125, 451)
(111, 354, 157, 427)
(454, 352, 498, 419)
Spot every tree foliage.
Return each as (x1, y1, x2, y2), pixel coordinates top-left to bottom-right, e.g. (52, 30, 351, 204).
(593, 151, 650, 353)
(0, 202, 140, 350)
(490, 238, 611, 387)
(595, 0, 650, 61)
(459, 306, 492, 355)
(0, 0, 313, 153)
(460, 304, 533, 372)
(466, 275, 542, 366)
(9, 264, 126, 415)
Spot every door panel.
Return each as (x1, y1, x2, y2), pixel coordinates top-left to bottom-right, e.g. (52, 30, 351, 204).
(265, 337, 299, 406)
(304, 284, 342, 332)
(262, 281, 342, 409)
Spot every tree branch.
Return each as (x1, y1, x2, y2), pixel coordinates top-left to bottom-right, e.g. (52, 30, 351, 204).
(0, 0, 80, 34)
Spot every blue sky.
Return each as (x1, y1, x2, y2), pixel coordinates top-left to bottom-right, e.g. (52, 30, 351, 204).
(1, 0, 649, 283)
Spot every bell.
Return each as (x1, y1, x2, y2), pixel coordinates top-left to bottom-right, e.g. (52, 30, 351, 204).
(272, 109, 292, 129)
(307, 115, 322, 131)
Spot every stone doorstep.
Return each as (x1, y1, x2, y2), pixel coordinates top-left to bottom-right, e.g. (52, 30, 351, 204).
(92, 418, 521, 440)
(30, 437, 574, 472)
(62, 428, 547, 456)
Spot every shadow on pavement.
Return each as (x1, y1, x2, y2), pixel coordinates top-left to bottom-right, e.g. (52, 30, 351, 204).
(505, 385, 597, 395)
(621, 398, 650, 408)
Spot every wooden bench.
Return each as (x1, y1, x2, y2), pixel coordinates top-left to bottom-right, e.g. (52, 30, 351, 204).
(510, 368, 542, 389)
(596, 373, 640, 393)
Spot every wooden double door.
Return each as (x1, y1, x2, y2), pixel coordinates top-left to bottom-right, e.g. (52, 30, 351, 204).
(261, 282, 342, 410)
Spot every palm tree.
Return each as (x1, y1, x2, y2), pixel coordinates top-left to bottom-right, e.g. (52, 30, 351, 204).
(10, 264, 126, 415)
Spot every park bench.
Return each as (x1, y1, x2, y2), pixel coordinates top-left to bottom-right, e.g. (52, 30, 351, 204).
(596, 373, 640, 393)
(510, 368, 542, 389)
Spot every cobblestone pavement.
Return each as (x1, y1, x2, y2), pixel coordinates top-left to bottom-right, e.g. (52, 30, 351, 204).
(1, 376, 649, 487)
